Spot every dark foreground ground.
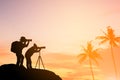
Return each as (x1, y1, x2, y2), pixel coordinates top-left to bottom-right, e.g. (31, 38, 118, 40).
(0, 64, 62, 80)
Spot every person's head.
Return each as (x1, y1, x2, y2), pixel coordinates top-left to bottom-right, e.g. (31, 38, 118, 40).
(33, 43, 41, 52)
(33, 43, 37, 48)
(20, 36, 26, 42)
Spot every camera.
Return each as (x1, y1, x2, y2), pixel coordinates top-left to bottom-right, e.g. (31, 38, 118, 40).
(38, 46, 46, 49)
(26, 39, 32, 42)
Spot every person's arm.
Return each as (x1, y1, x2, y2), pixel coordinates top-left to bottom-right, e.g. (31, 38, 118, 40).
(37, 48, 41, 52)
(25, 41, 30, 47)
(35, 48, 41, 52)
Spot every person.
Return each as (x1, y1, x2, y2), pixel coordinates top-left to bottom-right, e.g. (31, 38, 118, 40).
(11, 36, 31, 66)
(25, 43, 41, 69)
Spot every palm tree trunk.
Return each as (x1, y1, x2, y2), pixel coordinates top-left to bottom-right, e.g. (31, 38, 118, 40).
(89, 57, 95, 80)
(110, 44, 117, 80)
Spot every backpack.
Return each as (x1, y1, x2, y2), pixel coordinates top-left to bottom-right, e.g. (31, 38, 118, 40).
(11, 41, 20, 53)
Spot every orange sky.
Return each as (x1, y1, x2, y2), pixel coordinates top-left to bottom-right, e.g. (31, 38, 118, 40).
(0, 0, 120, 80)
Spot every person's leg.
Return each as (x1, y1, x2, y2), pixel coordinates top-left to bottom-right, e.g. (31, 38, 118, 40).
(29, 57, 32, 69)
(20, 54, 24, 66)
(27, 57, 31, 69)
(26, 57, 29, 69)
(16, 53, 20, 66)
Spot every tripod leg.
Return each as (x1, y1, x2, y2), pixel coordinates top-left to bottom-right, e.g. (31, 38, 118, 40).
(40, 56, 45, 69)
(35, 58, 38, 68)
(38, 56, 40, 69)
(35, 56, 40, 68)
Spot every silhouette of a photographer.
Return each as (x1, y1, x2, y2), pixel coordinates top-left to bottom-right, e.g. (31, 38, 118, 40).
(25, 44, 45, 69)
(11, 36, 31, 66)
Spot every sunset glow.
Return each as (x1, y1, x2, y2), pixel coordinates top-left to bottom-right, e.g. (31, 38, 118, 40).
(0, 0, 120, 80)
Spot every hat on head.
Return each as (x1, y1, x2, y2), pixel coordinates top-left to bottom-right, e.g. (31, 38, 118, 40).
(20, 36, 26, 41)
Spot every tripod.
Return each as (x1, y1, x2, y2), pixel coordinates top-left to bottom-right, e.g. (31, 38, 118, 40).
(35, 51, 45, 69)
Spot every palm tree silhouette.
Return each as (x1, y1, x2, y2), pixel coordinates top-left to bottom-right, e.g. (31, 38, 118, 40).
(96, 26, 120, 80)
(78, 41, 102, 80)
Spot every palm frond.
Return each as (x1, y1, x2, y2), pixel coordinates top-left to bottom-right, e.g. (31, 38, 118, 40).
(111, 41, 118, 47)
(96, 36, 108, 40)
(93, 51, 102, 60)
(89, 54, 99, 65)
(99, 39, 108, 45)
(77, 53, 86, 57)
(78, 54, 87, 63)
(81, 46, 88, 53)
(115, 37, 120, 42)
(101, 29, 108, 37)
